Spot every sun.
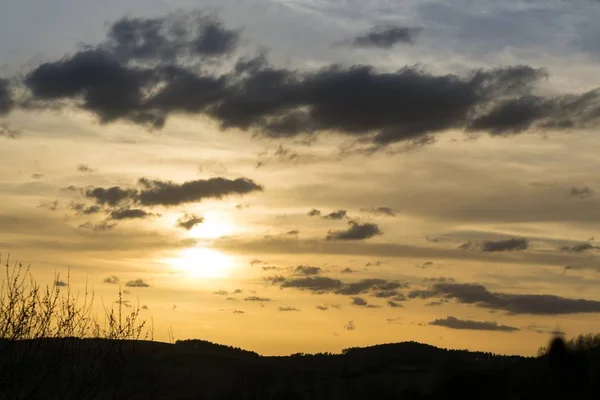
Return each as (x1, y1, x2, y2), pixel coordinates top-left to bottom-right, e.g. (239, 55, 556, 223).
(166, 247, 235, 279)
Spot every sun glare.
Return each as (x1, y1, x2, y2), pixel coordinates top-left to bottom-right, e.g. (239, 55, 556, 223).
(166, 247, 235, 279)
(188, 211, 238, 239)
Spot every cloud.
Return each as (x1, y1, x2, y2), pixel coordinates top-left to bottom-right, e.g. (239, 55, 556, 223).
(360, 207, 396, 217)
(409, 282, 600, 315)
(281, 276, 343, 293)
(104, 13, 239, 62)
(0, 78, 14, 115)
(316, 305, 329, 311)
(103, 276, 120, 284)
(571, 187, 594, 199)
(78, 221, 116, 231)
(341, 268, 355, 274)
(426, 301, 444, 307)
(141, 305, 148, 310)
(327, 221, 382, 241)
(176, 213, 204, 230)
(244, 296, 272, 302)
(0, 122, 21, 139)
(85, 177, 263, 207)
(69, 202, 102, 215)
(561, 243, 598, 253)
(77, 164, 95, 173)
(323, 210, 347, 220)
(481, 237, 528, 252)
(214, 290, 229, 296)
(55, 280, 67, 287)
(285, 229, 299, 236)
(125, 279, 150, 288)
(294, 265, 321, 275)
(387, 300, 403, 308)
(429, 316, 519, 332)
(109, 208, 155, 220)
(279, 306, 300, 312)
(344, 321, 355, 331)
(233, 310, 245, 314)
(308, 209, 321, 217)
(351, 297, 379, 307)
(349, 26, 422, 48)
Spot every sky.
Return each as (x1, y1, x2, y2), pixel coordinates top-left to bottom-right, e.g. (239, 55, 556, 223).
(2, 0, 600, 356)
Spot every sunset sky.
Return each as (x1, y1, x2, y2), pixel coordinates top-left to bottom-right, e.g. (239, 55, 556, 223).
(3, 0, 600, 357)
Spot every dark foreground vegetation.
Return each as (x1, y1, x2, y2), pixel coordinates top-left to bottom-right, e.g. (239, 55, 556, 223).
(1, 257, 599, 399)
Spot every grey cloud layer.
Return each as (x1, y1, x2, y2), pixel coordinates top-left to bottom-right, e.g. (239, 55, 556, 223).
(10, 13, 600, 147)
(409, 282, 600, 315)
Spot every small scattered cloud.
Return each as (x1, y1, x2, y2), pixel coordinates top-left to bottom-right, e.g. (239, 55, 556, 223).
(103, 276, 120, 284)
(341, 268, 355, 274)
(279, 306, 300, 312)
(38, 201, 59, 211)
(295, 265, 321, 275)
(55, 280, 67, 287)
(429, 316, 519, 332)
(244, 296, 272, 302)
(560, 243, 598, 253)
(31, 173, 44, 179)
(481, 238, 528, 252)
(285, 229, 299, 236)
(78, 221, 116, 232)
(308, 209, 321, 217)
(387, 300, 403, 308)
(344, 321, 356, 331)
(426, 301, 444, 307)
(69, 202, 102, 215)
(77, 164, 95, 173)
(326, 221, 382, 241)
(141, 305, 148, 310)
(317, 305, 329, 311)
(348, 26, 422, 48)
(351, 297, 380, 308)
(570, 187, 594, 199)
(323, 210, 347, 220)
(360, 207, 396, 217)
(233, 310, 245, 314)
(110, 208, 155, 220)
(176, 213, 204, 230)
(125, 279, 150, 288)
(214, 290, 229, 296)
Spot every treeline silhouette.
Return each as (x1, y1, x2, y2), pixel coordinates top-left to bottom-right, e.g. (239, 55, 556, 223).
(1, 257, 599, 399)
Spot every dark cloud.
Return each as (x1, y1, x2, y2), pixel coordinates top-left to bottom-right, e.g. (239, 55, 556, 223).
(316, 305, 329, 311)
(294, 265, 321, 275)
(233, 310, 245, 314)
(323, 210, 347, 220)
(571, 187, 594, 199)
(481, 237, 528, 252)
(18, 13, 600, 146)
(262, 266, 280, 271)
(68, 202, 102, 215)
(141, 305, 148, 310)
(279, 306, 300, 312)
(360, 207, 396, 217)
(429, 316, 519, 332)
(85, 177, 262, 207)
(285, 229, 299, 236)
(387, 300, 403, 308)
(104, 14, 239, 62)
(281, 276, 343, 293)
(77, 164, 95, 173)
(176, 213, 204, 230)
(55, 280, 67, 287)
(341, 268, 355, 274)
(78, 221, 116, 232)
(409, 282, 600, 315)
(561, 243, 598, 253)
(327, 221, 382, 241)
(352, 297, 379, 307)
(109, 208, 155, 220)
(125, 279, 150, 288)
(103, 276, 120, 284)
(233, 289, 242, 294)
(265, 275, 286, 284)
(308, 209, 321, 217)
(244, 296, 272, 302)
(136, 177, 262, 206)
(350, 26, 423, 48)
(0, 78, 14, 115)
